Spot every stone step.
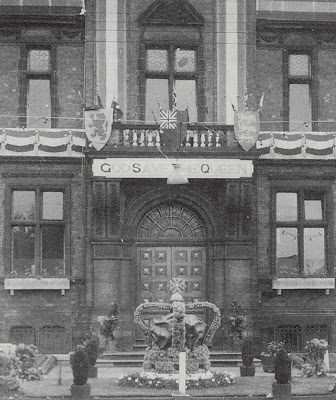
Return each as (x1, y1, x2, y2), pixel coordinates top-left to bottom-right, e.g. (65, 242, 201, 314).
(96, 358, 243, 368)
(97, 351, 245, 368)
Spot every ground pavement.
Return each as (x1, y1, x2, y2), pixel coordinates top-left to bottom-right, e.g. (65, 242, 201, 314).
(21, 364, 273, 398)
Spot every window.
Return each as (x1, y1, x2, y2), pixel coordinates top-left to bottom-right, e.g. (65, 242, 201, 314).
(21, 47, 55, 129)
(270, 324, 328, 352)
(11, 189, 65, 277)
(145, 46, 198, 122)
(10, 326, 35, 346)
(274, 189, 328, 278)
(286, 52, 314, 132)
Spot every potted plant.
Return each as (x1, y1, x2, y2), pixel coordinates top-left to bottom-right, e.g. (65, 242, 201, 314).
(260, 341, 285, 373)
(302, 338, 328, 377)
(272, 349, 291, 400)
(227, 298, 247, 350)
(240, 340, 255, 376)
(70, 345, 90, 400)
(101, 302, 119, 351)
(84, 335, 99, 378)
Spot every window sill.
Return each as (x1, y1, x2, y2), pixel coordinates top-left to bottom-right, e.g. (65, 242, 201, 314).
(4, 278, 70, 295)
(272, 278, 335, 295)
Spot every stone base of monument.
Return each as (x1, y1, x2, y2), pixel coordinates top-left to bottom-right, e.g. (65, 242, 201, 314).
(272, 382, 291, 400)
(172, 394, 191, 398)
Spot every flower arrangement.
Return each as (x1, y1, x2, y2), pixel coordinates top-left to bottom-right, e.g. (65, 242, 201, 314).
(261, 341, 285, 357)
(0, 352, 21, 392)
(15, 344, 42, 381)
(301, 338, 328, 377)
(101, 302, 119, 340)
(117, 370, 235, 389)
(228, 299, 247, 340)
(143, 344, 211, 375)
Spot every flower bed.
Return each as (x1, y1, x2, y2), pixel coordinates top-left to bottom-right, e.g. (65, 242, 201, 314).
(117, 370, 236, 389)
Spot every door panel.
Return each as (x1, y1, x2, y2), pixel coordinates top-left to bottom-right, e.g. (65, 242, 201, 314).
(136, 246, 206, 339)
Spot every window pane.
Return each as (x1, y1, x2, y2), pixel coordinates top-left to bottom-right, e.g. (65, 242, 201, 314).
(42, 225, 64, 277)
(289, 84, 311, 131)
(43, 192, 63, 220)
(28, 49, 50, 73)
(289, 54, 310, 76)
(146, 49, 168, 72)
(304, 192, 323, 220)
(175, 49, 196, 72)
(146, 78, 169, 122)
(12, 226, 35, 276)
(175, 80, 197, 122)
(12, 191, 35, 220)
(276, 193, 297, 221)
(276, 228, 299, 277)
(304, 228, 325, 277)
(27, 79, 51, 128)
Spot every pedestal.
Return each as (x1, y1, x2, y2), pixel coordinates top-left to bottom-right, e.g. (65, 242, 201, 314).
(71, 383, 90, 400)
(272, 382, 291, 400)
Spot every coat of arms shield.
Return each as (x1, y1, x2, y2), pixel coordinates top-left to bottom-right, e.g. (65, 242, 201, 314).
(85, 109, 112, 151)
(234, 111, 260, 152)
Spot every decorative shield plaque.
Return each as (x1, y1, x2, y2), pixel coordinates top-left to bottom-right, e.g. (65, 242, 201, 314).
(234, 111, 260, 152)
(85, 108, 112, 151)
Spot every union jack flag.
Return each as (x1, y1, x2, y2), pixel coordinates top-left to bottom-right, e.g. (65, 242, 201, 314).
(159, 108, 177, 130)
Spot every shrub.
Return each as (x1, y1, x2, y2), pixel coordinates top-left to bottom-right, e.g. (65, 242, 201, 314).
(241, 340, 254, 367)
(85, 337, 99, 367)
(274, 349, 291, 384)
(70, 345, 89, 386)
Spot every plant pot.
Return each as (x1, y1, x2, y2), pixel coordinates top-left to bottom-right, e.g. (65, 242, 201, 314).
(261, 355, 275, 372)
(272, 382, 291, 400)
(71, 383, 90, 400)
(88, 366, 97, 378)
(240, 365, 256, 377)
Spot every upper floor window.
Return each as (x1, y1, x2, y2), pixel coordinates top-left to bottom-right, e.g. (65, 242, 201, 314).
(11, 189, 65, 277)
(145, 46, 198, 122)
(286, 52, 313, 132)
(274, 189, 329, 278)
(23, 47, 53, 129)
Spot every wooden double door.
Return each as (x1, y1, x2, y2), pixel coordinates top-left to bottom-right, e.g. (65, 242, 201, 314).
(136, 246, 207, 338)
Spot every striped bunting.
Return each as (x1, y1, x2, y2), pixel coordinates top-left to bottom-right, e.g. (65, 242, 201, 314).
(0, 128, 86, 157)
(305, 133, 334, 156)
(256, 131, 336, 158)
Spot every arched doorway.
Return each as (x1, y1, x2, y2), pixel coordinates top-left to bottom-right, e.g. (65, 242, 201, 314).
(135, 202, 208, 337)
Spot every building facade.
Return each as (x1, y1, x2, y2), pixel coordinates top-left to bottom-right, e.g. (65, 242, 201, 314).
(0, 0, 336, 354)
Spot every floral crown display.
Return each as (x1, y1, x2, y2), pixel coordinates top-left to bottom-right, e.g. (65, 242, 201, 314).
(134, 280, 221, 348)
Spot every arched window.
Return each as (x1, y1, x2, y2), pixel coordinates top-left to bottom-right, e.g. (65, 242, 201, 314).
(137, 203, 205, 238)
